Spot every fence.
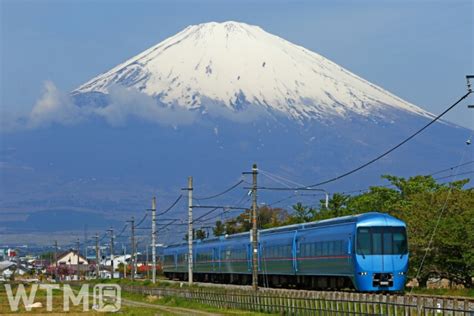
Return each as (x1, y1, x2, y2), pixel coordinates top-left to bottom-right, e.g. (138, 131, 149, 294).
(122, 285, 473, 315)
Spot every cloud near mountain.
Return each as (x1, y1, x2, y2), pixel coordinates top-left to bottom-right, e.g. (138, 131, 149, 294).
(4, 81, 202, 131)
(6, 83, 278, 133)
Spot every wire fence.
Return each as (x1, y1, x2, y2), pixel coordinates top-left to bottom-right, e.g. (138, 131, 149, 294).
(122, 285, 474, 315)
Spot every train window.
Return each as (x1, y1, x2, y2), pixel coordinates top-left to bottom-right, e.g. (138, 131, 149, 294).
(316, 242, 321, 256)
(357, 227, 407, 255)
(392, 229, 408, 254)
(357, 228, 371, 255)
(328, 241, 334, 255)
(335, 241, 341, 255)
(383, 233, 393, 255)
(372, 232, 383, 254)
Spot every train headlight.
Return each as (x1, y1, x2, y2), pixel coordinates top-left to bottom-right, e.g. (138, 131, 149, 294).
(398, 272, 405, 275)
(358, 272, 368, 276)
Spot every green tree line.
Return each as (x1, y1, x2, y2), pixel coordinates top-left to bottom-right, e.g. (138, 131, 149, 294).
(205, 175, 473, 287)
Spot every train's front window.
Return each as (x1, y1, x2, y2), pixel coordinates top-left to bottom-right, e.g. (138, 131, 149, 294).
(357, 227, 407, 255)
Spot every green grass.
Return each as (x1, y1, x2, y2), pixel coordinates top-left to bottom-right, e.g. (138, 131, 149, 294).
(94, 278, 474, 297)
(409, 287, 474, 298)
(120, 290, 275, 315)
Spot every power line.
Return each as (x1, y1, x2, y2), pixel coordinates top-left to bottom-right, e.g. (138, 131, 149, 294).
(429, 160, 474, 177)
(305, 91, 472, 188)
(157, 194, 183, 216)
(193, 180, 244, 201)
(135, 213, 148, 228)
(115, 224, 128, 238)
(259, 169, 305, 188)
(340, 161, 474, 195)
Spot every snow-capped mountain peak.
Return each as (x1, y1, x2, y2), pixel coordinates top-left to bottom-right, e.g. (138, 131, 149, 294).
(73, 21, 431, 121)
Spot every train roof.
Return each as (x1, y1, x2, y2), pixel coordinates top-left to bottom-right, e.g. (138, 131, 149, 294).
(163, 212, 405, 249)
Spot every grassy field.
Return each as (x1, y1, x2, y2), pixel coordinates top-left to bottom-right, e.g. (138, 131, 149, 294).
(0, 283, 162, 315)
(0, 282, 272, 315)
(2, 280, 471, 315)
(91, 277, 474, 298)
(120, 290, 273, 315)
(409, 287, 474, 298)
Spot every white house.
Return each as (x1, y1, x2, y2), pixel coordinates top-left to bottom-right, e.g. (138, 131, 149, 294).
(56, 250, 88, 266)
(103, 254, 131, 267)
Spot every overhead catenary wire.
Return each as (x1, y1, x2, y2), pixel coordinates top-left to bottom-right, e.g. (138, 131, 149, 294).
(340, 160, 474, 195)
(157, 194, 183, 216)
(135, 213, 148, 228)
(304, 91, 472, 188)
(259, 169, 306, 188)
(115, 224, 128, 238)
(193, 180, 245, 201)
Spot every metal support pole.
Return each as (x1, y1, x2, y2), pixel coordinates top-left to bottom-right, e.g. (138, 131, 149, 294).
(151, 197, 157, 284)
(108, 228, 114, 279)
(146, 245, 149, 280)
(94, 234, 100, 279)
(76, 239, 80, 281)
(123, 245, 127, 278)
(127, 217, 135, 280)
(251, 164, 258, 290)
(188, 176, 193, 285)
(54, 240, 58, 281)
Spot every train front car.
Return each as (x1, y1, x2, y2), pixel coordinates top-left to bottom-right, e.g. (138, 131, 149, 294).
(354, 213, 408, 292)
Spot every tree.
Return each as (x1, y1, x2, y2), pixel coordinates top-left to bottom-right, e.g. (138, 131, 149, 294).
(195, 229, 207, 240)
(286, 202, 315, 224)
(213, 220, 225, 237)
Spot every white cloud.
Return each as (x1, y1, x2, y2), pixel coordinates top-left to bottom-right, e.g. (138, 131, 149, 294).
(28, 81, 86, 128)
(93, 85, 196, 126)
(1, 81, 271, 133)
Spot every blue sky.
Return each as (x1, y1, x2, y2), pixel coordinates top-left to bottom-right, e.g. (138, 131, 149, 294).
(1, 0, 473, 128)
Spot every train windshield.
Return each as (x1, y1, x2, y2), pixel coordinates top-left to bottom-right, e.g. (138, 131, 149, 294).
(357, 227, 407, 255)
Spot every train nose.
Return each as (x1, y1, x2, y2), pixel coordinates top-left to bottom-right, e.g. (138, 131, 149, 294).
(372, 273, 393, 287)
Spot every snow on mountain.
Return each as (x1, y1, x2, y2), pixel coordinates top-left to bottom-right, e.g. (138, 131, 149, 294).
(73, 21, 432, 121)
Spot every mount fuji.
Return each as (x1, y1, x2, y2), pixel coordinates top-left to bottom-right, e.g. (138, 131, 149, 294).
(72, 21, 431, 122)
(1, 21, 470, 244)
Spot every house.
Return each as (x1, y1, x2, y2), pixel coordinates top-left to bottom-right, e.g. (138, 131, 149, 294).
(2, 264, 30, 279)
(103, 254, 131, 268)
(56, 250, 88, 266)
(51, 250, 89, 280)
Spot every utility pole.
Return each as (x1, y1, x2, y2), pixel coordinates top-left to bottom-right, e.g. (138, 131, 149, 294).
(54, 240, 58, 281)
(251, 164, 259, 290)
(151, 197, 157, 284)
(134, 241, 138, 279)
(107, 228, 114, 279)
(146, 245, 149, 280)
(76, 239, 80, 281)
(187, 176, 193, 285)
(94, 234, 100, 279)
(243, 163, 259, 290)
(123, 245, 127, 279)
(127, 217, 135, 280)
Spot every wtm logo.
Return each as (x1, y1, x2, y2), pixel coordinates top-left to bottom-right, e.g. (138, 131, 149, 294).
(4, 283, 121, 312)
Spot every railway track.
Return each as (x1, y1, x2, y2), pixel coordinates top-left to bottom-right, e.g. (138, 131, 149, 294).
(159, 278, 474, 302)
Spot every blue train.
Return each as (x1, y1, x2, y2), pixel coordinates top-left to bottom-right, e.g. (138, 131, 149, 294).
(162, 212, 408, 292)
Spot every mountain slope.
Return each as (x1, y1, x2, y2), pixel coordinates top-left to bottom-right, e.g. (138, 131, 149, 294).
(73, 21, 431, 121)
